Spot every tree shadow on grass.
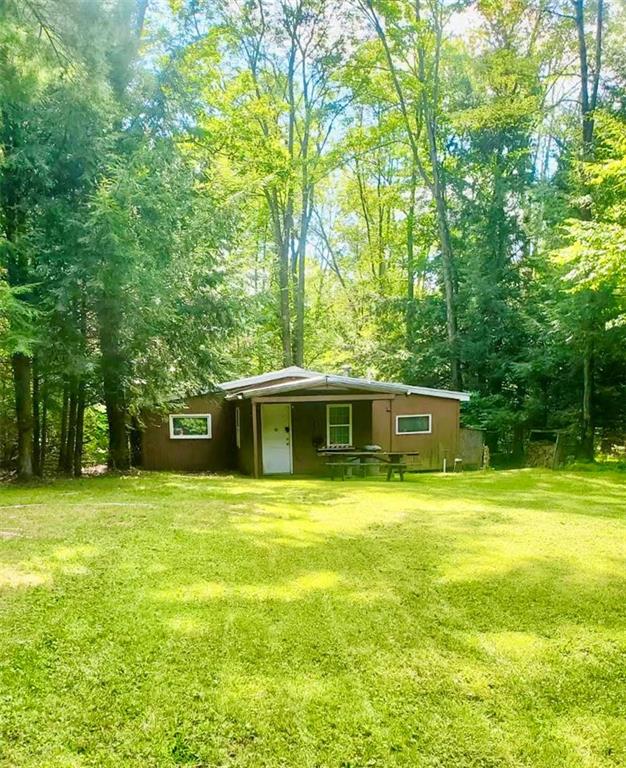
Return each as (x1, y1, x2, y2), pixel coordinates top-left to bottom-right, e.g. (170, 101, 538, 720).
(2, 470, 625, 766)
(400, 470, 626, 521)
(147, 527, 625, 767)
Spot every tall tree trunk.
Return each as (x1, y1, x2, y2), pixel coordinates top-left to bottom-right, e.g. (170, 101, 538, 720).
(98, 299, 130, 469)
(58, 382, 69, 472)
(277, 228, 293, 367)
(32, 357, 41, 476)
(364, 0, 462, 390)
(64, 379, 78, 475)
(581, 337, 594, 458)
(72, 296, 87, 477)
(129, 416, 142, 468)
(512, 423, 525, 462)
(96, 0, 147, 467)
(293, 242, 306, 366)
(282, 38, 297, 368)
(293, 188, 313, 367)
(266, 194, 293, 367)
(0, 363, 10, 468)
(1, 105, 34, 478)
(104, 396, 129, 470)
(428, 133, 462, 391)
(572, 0, 604, 459)
(248, 39, 293, 367)
(572, 0, 603, 163)
(355, 157, 373, 250)
(11, 353, 33, 479)
(73, 380, 85, 477)
(420, 14, 462, 391)
(40, 383, 48, 476)
(377, 172, 386, 279)
(406, 169, 417, 348)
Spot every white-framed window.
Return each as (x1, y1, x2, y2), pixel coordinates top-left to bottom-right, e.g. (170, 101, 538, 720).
(327, 403, 352, 447)
(396, 414, 432, 435)
(235, 406, 241, 449)
(169, 413, 212, 440)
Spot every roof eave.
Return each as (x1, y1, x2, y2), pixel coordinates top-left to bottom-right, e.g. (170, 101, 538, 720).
(328, 374, 470, 401)
(225, 376, 328, 399)
(218, 366, 322, 392)
(408, 387, 471, 402)
(225, 373, 470, 401)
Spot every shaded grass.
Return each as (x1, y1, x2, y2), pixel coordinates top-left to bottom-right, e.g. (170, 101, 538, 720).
(0, 469, 625, 767)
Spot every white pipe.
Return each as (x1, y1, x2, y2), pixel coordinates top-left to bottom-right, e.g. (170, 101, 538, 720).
(443, 457, 447, 473)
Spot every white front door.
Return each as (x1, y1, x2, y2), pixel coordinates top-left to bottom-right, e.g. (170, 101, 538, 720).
(261, 404, 292, 475)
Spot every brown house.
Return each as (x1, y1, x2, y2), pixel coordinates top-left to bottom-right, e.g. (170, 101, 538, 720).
(140, 367, 470, 476)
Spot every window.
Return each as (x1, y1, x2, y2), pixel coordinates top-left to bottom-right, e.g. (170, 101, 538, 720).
(169, 414, 212, 439)
(235, 407, 241, 449)
(327, 404, 352, 447)
(396, 414, 431, 435)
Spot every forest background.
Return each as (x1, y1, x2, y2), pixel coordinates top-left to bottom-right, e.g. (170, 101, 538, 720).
(1, 0, 624, 478)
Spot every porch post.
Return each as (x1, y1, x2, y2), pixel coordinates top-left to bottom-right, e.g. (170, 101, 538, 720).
(251, 398, 260, 478)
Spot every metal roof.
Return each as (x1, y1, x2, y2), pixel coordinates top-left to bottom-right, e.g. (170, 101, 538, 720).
(218, 366, 321, 391)
(220, 370, 470, 402)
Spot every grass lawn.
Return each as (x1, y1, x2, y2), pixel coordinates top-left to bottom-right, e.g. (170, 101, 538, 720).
(0, 469, 625, 768)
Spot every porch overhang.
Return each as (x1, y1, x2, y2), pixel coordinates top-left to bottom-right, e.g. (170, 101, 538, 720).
(245, 393, 393, 403)
(224, 374, 470, 402)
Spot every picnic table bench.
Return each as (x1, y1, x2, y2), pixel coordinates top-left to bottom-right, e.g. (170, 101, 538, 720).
(319, 450, 418, 481)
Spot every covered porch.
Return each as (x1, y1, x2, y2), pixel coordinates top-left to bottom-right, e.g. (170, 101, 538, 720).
(225, 370, 465, 478)
(251, 395, 378, 477)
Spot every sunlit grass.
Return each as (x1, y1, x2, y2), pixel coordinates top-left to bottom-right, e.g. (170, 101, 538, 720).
(0, 469, 625, 767)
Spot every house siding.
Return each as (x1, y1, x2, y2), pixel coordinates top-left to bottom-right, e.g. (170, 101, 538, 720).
(289, 400, 372, 474)
(372, 394, 460, 470)
(140, 389, 462, 475)
(140, 395, 236, 472)
(236, 399, 254, 475)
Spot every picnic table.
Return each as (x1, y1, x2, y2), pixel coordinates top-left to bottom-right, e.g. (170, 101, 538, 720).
(317, 449, 419, 481)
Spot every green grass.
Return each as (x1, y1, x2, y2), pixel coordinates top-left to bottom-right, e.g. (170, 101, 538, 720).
(0, 470, 625, 768)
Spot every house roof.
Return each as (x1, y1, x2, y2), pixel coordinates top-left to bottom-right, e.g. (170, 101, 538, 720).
(218, 366, 320, 391)
(219, 367, 470, 402)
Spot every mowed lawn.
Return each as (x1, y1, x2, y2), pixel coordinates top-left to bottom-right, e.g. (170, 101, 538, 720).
(0, 471, 625, 768)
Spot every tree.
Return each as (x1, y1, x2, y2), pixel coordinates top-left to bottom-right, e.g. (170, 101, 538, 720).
(0, 0, 79, 477)
(555, 110, 626, 441)
(84, 142, 236, 469)
(1, 0, 237, 475)
(357, 0, 463, 389)
(570, 0, 605, 457)
(176, 0, 348, 366)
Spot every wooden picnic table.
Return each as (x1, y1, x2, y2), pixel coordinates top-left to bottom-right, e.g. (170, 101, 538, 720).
(317, 449, 419, 481)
